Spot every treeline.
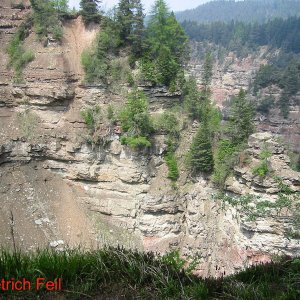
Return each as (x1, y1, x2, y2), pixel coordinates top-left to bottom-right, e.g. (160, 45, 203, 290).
(176, 0, 300, 24)
(182, 16, 300, 54)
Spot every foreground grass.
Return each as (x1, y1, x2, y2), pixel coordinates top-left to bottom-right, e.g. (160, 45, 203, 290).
(0, 247, 299, 299)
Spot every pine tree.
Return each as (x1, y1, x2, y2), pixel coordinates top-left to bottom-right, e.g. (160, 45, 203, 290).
(202, 52, 213, 92)
(116, 0, 133, 42)
(116, 0, 144, 58)
(80, 0, 101, 24)
(130, 0, 144, 58)
(189, 123, 214, 174)
(184, 77, 201, 120)
(228, 89, 255, 145)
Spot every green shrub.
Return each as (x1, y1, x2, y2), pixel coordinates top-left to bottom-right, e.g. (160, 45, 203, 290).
(140, 58, 158, 84)
(81, 49, 109, 83)
(213, 139, 239, 186)
(119, 90, 153, 137)
(52, 25, 63, 40)
(11, 1, 25, 9)
(127, 72, 135, 86)
(253, 64, 280, 94)
(118, 90, 154, 150)
(256, 96, 275, 115)
(252, 147, 272, 178)
(253, 160, 269, 178)
(183, 77, 202, 120)
(297, 154, 300, 172)
(154, 112, 179, 139)
(81, 21, 122, 84)
(120, 136, 151, 149)
(80, 105, 101, 131)
(7, 17, 34, 81)
(110, 57, 131, 83)
(187, 124, 214, 174)
(107, 104, 114, 121)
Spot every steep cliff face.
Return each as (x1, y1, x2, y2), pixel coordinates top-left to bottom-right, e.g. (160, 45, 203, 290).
(0, 2, 300, 277)
(189, 43, 300, 152)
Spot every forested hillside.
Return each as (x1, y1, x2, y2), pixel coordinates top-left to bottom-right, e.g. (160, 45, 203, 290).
(176, 0, 300, 23)
(182, 17, 300, 54)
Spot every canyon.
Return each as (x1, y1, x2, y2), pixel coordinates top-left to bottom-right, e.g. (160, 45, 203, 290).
(0, 0, 299, 277)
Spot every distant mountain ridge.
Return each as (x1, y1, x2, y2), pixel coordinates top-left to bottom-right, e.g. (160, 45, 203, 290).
(175, 0, 300, 24)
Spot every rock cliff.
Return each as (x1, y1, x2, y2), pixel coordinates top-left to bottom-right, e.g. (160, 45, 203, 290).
(0, 2, 299, 277)
(189, 42, 300, 152)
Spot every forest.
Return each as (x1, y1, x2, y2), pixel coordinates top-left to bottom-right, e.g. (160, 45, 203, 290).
(182, 17, 300, 54)
(176, 0, 300, 24)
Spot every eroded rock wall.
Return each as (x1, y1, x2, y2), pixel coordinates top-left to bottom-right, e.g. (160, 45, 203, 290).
(189, 42, 300, 152)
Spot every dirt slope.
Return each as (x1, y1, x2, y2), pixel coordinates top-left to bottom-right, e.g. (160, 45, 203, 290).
(0, 162, 96, 251)
(62, 16, 98, 77)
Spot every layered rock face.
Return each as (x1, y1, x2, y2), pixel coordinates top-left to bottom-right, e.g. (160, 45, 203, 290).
(189, 43, 300, 152)
(0, 2, 300, 277)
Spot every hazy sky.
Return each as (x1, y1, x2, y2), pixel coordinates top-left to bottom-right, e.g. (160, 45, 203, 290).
(68, 0, 208, 13)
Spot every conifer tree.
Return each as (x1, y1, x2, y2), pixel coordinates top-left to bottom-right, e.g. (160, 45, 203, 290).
(142, 0, 188, 86)
(80, 0, 101, 24)
(130, 0, 144, 58)
(189, 123, 214, 174)
(116, 0, 144, 58)
(116, 0, 133, 42)
(228, 89, 255, 145)
(202, 52, 213, 92)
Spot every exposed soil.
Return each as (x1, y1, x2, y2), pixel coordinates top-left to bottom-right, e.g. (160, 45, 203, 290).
(62, 16, 98, 78)
(0, 162, 96, 251)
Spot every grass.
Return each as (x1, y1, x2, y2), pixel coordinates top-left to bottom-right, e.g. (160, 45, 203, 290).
(0, 247, 299, 299)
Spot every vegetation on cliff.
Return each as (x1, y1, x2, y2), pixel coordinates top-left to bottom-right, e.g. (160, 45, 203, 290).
(0, 247, 299, 299)
(7, 16, 35, 82)
(119, 90, 154, 149)
(188, 123, 214, 174)
(30, 0, 66, 41)
(213, 89, 255, 186)
(140, 0, 188, 88)
(216, 178, 300, 238)
(253, 57, 300, 118)
(7, 0, 76, 80)
(183, 52, 254, 182)
(80, 0, 101, 24)
(81, 0, 188, 89)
